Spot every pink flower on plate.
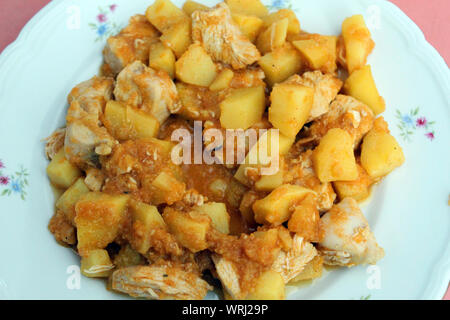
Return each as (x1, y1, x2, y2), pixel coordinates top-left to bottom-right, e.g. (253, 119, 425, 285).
(416, 117, 427, 127)
(0, 160, 4, 169)
(0, 176, 9, 185)
(97, 13, 107, 23)
(425, 132, 435, 141)
(110, 4, 117, 12)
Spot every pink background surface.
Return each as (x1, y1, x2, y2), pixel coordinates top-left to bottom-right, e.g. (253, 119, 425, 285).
(0, 0, 448, 299)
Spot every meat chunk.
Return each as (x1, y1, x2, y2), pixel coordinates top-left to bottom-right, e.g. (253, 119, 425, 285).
(114, 61, 180, 124)
(44, 128, 66, 160)
(192, 3, 260, 69)
(211, 254, 243, 299)
(48, 210, 76, 245)
(318, 198, 384, 266)
(103, 15, 160, 75)
(111, 265, 212, 300)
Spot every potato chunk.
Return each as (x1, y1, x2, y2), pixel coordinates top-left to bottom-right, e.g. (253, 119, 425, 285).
(254, 168, 284, 192)
(344, 65, 385, 115)
(56, 177, 90, 224)
(149, 42, 176, 78)
(194, 202, 230, 234)
(259, 43, 303, 86)
(209, 69, 234, 91)
(269, 82, 314, 137)
(182, 0, 208, 16)
(225, 0, 269, 18)
(145, 0, 188, 32)
(175, 43, 217, 86)
(263, 9, 300, 35)
(292, 39, 329, 71)
(232, 14, 264, 42)
(160, 18, 192, 58)
(252, 184, 314, 225)
(246, 270, 285, 300)
(150, 171, 186, 205)
(220, 86, 265, 130)
(360, 123, 405, 179)
(80, 249, 114, 278)
(287, 193, 322, 242)
(104, 101, 160, 140)
(333, 164, 373, 201)
(256, 18, 289, 54)
(46, 149, 81, 189)
(312, 128, 358, 182)
(342, 14, 374, 73)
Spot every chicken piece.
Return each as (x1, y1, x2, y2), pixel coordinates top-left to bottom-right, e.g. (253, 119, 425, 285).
(318, 198, 384, 266)
(192, 3, 261, 69)
(271, 234, 317, 283)
(44, 128, 66, 160)
(103, 15, 160, 75)
(211, 254, 243, 299)
(284, 71, 343, 122)
(114, 61, 180, 124)
(84, 168, 105, 191)
(309, 94, 374, 148)
(111, 265, 212, 300)
(48, 210, 76, 245)
(64, 77, 116, 168)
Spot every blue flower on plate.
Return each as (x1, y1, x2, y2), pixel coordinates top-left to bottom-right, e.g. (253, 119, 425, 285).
(97, 24, 108, 36)
(11, 180, 21, 193)
(402, 115, 414, 127)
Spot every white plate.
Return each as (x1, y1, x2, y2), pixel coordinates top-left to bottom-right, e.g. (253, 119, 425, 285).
(0, 0, 448, 300)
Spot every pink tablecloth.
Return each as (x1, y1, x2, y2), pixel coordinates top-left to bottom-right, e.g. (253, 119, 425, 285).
(0, 0, 448, 299)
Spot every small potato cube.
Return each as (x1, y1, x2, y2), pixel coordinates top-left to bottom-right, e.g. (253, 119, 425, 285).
(80, 249, 114, 278)
(225, 0, 269, 18)
(209, 69, 234, 91)
(252, 184, 314, 225)
(56, 178, 90, 224)
(113, 245, 144, 268)
(344, 65, 385, 115)
(145, 0, 188, 32)
(269, 82, 314, 137)
(149, 42, 176, 78)
(263, 9, 300, 35)
(289, 255, 323, 283)
(46, 149, 81, 189)
(360, 127, 405, 179)
(256, 18, 289, 54)
(312, 128, 358, 182)
(75, 192, 129, 257)
(182, 0, 208, 16)
(333, 164, 373, 201)
(194, 202, 230, 234)
(220, 86, 265, 130)
(246, 270, 285, 300)
(151, 171, 186, 205)
(342, 14, 374, 73)
(259, 43, 303, 86)
(175, 43, 217, 86)
(287, 194, 321, 242)
(160, 18, 192, 58)
(232, 14, 264, 42)
(163, 208, 210, 252)
(254, 168, 284, 191)
(292, 39, 329, 70)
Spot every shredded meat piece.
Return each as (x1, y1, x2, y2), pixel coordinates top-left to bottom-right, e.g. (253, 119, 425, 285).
(48, 211, 76, 245)
(44, 128, 66, 160)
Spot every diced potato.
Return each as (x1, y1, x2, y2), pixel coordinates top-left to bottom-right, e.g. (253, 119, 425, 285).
(104, 101, 160, 140)
(113, 244, 144, 268)
(239, 191, 258, 225)
(182, 0, 208, 16)
(252, 184, 314, 225)
(194, 202, 230, 234)
(163, 207, 210, 252)
(259, 43, 303, 86)
(246, 270, 285, 300)
(220, 86, 265, 130)
(360, 126, 405, 179)
(209, 69, 234, 91)
(175, 43, 217, 86)
(56, 178, 90, 224)
(344, 65, 385, 115)
(324, 35, 338, 73)
(256, 18, 289, 54)
(151, 171, 186, 205)
(80, 249, 114, 278)
(342, 14, 374, 73)
(46, 149, 81, 189)
(145, 0, 188, 32)
(263, 9, 300, 35)
(254, 167, 284, 191)
(74, 192, 129, 257)
(160, 18, 192, 58)
(225, 0, 269, 18)
(292, 39, 329, 70)
(289, 255, 323, 283)
(269, 82, 314, 137)
(149, 42, 176, 78)
(333, 164, 373, 201)
(232, 14, 264, 42)
(287, 194, 321, 242)
(312, 128, 358, 182)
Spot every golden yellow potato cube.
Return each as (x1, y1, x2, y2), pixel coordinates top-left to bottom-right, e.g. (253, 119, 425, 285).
(360, 128, 405, 179)
(81, 249, 114, 278)
(209, 69, 234, 91)
(46, 149, 81, 189)
(232, 13, 264, 42)
(254, 167, 284, 192)
(246, 270, 285, 300)
(289, 255, 323, 283)
(287, 193, 321, 242)
(194, 202, 230, 234)
(56, 177, 90, 224)
(149, 42, 176, 78)
(175, 43, 217, 86)
(252, 184, 314, 225)
(258, 43, 303, 86)
(344, 65, 385, 115)
(182, 0, 208, 16)
(269, 82, 314, 137)
(292, 39, 329, 70)
(150, 171, 186, 205)
(220, 86, 265, 130)
(160, 18, 192, 58)
(342, 14, 375, 73)
(225, 0, 269, 18)
(312, 128, 358, 182)
(145, 0, 188, 32)
(263, 9, 300, 35)
(256, 18, 289, 54)
(333, 164, 373, 201)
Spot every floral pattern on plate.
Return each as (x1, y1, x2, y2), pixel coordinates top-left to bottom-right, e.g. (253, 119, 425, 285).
(0, 159, 29, 201)
(396, 108, 436, 142)
(89, 4, 122, 42)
